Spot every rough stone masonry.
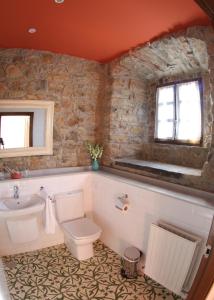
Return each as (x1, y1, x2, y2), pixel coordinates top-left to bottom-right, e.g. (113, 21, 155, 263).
(0, 25, 214, 192)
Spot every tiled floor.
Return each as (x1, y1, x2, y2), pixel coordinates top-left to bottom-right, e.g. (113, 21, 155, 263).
(2, 241, 181, 300)
(0, 259, 11, 300)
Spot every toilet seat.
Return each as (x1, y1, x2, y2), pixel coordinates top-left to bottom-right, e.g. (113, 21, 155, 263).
(62, 217, 101, 240)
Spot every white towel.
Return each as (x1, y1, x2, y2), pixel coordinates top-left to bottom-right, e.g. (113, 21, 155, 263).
(40, 188, 56, 234)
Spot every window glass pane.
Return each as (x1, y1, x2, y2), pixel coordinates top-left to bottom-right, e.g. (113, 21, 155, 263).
(156, 86, 174, 139)
(157, 120, 174, 139)
(176, 81, 201, 143)
(0, 116, 30, 149)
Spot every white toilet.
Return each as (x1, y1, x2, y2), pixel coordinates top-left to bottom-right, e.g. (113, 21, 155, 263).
(55, 190, 101, 260)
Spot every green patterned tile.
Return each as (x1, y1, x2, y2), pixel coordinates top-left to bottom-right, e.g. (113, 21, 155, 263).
(2, 241, 181, 300)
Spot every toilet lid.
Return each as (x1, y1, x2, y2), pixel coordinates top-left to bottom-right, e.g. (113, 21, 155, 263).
(62, 217, 101, 240)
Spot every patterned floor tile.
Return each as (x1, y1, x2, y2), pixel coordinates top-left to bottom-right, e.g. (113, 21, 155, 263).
(2, 241, 182, 300)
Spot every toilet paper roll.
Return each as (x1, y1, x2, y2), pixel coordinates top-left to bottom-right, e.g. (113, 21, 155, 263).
(115, 199, 129, 211)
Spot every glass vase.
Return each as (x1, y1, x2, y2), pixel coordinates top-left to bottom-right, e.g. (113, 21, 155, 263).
(92, 159, 99, 171)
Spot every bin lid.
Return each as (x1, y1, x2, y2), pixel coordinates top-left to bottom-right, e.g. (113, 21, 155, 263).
(124, 247, 140, 262)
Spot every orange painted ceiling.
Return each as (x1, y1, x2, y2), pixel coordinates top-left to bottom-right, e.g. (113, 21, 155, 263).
(0, 0, 210, 62)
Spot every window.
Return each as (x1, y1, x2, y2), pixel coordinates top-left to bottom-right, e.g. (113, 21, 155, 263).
(155, 79, 202, 145)
(0, 113, 33, 149)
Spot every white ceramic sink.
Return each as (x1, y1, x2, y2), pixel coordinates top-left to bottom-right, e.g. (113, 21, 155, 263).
(0, 194, 45, 217)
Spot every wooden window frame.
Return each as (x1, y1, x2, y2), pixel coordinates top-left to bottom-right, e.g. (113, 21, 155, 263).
(194, 0, 214, 20)
(187, 216, 214, 300)
(0, 112, 34, 147)
(154, 78, 203, 146)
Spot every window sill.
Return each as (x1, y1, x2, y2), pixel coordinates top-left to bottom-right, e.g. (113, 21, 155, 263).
(114, 158, 202, 177)
(154, 140, 203, 147)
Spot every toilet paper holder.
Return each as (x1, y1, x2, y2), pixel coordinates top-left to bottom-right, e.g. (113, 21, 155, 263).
(118, 194, 128, 201)
(115, 194, 129, 211)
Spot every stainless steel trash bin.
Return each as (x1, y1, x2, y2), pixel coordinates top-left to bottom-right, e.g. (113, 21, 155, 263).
(121, 247, 141, 279)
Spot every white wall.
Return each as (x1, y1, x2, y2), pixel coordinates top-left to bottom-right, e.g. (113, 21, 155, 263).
(91, 172, 214, 287)
(0, 170, 213, 267)
(92, 173, 213, 255)
(0, 172, 93, 255)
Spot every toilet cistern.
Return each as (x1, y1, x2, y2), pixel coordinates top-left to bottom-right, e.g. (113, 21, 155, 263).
(13, 185, 19, 199)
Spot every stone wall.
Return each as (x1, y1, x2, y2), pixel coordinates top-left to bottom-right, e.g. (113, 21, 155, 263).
(95, 66, 112, 165)
(141, 72, 210, 169)
(101, 26, 214, 192)
(1, 26, 214, 192)
(0, 49, 105, 170)
(96, 66, 147, 165)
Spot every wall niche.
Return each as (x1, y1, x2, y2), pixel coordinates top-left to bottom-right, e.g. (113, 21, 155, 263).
(99, 26, 214, 192)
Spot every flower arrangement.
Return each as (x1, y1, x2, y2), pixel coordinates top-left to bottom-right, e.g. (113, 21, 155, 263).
(86, 142, 103, 161)
(3, 166, 22, 179)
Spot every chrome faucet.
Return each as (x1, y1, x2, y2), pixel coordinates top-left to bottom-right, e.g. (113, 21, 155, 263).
(13, 185, 19, 199)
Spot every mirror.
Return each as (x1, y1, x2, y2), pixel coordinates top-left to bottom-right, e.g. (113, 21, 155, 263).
(0, 100, 54, 158)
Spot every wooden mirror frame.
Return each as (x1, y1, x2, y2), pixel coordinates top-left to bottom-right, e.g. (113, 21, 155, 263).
(0, 100, 54, 158)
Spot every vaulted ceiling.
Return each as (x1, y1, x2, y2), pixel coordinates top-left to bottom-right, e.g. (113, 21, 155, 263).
(0, 0, 210, 62)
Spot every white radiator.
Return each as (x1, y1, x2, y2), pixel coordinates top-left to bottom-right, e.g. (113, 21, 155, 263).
(144, 222, 202, 296)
